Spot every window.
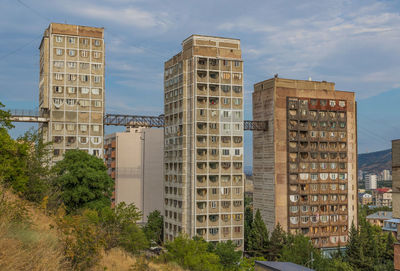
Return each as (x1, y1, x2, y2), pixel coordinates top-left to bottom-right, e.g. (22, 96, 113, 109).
(92, 63, 101, 70)
(210, 123, 217, 129)
(54, 86, 63, 93)
(66, 99, 75, 106)
(81, 75, 89, 82)
(211, 136, 217, 143)
(94, 40, 101, 46)
(94, 100, 102, 107)
(222, 149, 230, 156)
(94, 76, 101, 83)
(80, 125, 87, 132)
(54, 123, 63, 130)
(80, 63, 89, 69)
(329, 100, 336, 107)
(222, 72, 231, 80)
(67, 87, 76, 94)
(233, 98, 241, 105)
(67, 74, 76, 81)
(223, 98, 230, 105)
(223, 111, 230, 118)
(66, 124, 75, 131)
(233, 86, 242, 93)
(235, 149, 241, 156)
(92, 125, 100, 132)
(234, 188, 241, 195)
(80, 100, 89, 108)
(81, 50, 88, 57)
(53, 98, 63, 106)
(222, 188, 230, 195)
(68, 50, 76, 57)
(234, 61, 240, 67)
(81, 38, 89, 45)
(92, 137, 101, 144)
(54, 61, 64, 68)
(94, 52, 101, 58)
(211, 188, 217, 195)
(68, 37, 76, 44)
(210, 201, 217, 209)
(221, 85, 230, 93)
(233, 73, 241, 80)
(81, 87, 90, 94)
(209, 228, 219, 235)
(223, 124, 230, 130)
(55, 73, 63, 81)
(339, 101, 346, 107)
(56, 48, 63, 56)
(55, 36, 63, 43)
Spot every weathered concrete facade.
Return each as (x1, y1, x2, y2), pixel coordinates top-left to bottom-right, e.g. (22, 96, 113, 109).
(39, 23, 105, 161)
(164, 35, 244, 248)
(392, 139, 400, 270)
(253, 77, 357, 249)
(104, 127, 164, 223)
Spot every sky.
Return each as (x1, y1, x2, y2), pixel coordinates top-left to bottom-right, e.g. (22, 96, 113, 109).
(0, 0, 399, 169)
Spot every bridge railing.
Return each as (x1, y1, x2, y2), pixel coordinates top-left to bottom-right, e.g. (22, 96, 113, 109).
(8, 109, 40, 117)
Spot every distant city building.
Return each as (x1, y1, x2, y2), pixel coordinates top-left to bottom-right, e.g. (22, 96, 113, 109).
(104, 127, 163, 223)
(358, 192, 372, 205)
(252, 77, 357, 250)
(39, 23, 105, 162)
(366, 211, 392, 227)
(358, 169, 364, 182)
(382, 169, 392, 181)
(365, 174, 378, 190)
(163, 35, 244, 248)
(383, 218, 400, 235)
(373, 188, 392, 207)
(391, 139, 400, 270)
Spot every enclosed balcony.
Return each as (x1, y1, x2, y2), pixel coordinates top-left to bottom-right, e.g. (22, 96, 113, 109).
(196, 201, 207, 214)
(197, 58, 207, 69)
(196, 188, 207, 201)
(209, 71, 219, 83)
(208, 58, 219, 70)
(196, 215, 207, 227)
(209, 84, 219, 96)
(197, 70, 207, 83)
(196, 122, 207, 134)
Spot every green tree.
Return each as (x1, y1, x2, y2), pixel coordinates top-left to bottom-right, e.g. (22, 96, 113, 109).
(17, 128, 53, 203)
(165, 235, 222, 271)
(119, 222, 149, 254)
(267, 223, 286, 260)
(244, 206, 253, 251)
(213, 240, 242, 270)
(144, 210, 163, 245)
(0, 128, 29, 191)
(0, 101, 13, 130)
(280, 234, 317, 269)
(247, 209, 269, 257)
(52, 150, 113, 213)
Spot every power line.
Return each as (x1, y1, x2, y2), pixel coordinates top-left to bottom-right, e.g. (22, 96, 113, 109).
(16, 0, 51, 22)
(0, 34, 42, 61)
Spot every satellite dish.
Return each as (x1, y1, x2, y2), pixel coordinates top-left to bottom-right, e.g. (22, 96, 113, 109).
(308, 77, 312, 81)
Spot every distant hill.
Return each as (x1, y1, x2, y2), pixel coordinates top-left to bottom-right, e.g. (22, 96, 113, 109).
(358, 148, 392, 174)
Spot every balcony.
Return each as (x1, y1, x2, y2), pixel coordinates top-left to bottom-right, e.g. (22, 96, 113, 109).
(197, 71, 207, 83)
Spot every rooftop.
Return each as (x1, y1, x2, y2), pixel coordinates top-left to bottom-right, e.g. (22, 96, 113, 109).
(366, 211, 392, 220)
(255, 261, 314, 271)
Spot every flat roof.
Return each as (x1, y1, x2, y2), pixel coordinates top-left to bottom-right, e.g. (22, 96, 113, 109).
(182, 34, 240, 44)
(255, 261, 314, 271)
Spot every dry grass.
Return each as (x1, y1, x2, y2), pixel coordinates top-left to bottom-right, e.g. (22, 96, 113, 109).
(0, 188, 186, 271)
(0, 188, 66, 271)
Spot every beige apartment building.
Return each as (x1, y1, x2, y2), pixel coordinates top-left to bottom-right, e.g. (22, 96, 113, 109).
(104, 127, 164, 223)
(253, 77, 357, 249)
(164, 35, 244, 248)
(39, 23, 105, 161)
(392, 139, 400, 270)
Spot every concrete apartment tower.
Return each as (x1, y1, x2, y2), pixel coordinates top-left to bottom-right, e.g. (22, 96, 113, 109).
(104, 127, 164, 223)
(163, 35, 244, 248)
(253, 77, 357, 250)
(39, 23, 105, 161)
(392, 139, 400, 270)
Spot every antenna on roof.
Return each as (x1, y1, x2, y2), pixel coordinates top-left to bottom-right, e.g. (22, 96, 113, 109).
(274, 74, 278, 78)
(308, 76, 312, 81)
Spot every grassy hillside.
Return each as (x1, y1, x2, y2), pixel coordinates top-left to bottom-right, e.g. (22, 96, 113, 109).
(0, 187, 183, 271)
(358, 148, 392, 174)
